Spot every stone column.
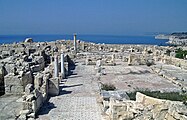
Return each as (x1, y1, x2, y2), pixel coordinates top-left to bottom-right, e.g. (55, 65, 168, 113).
(61, 53, 65, 78)
(54, 55, 59, 77)
(112, 54, 115, 62)
(128, 54, 132, 65)
(81, 41, 85, 50)
(95, 59, 102, 76)
(74, 33, 77, 53)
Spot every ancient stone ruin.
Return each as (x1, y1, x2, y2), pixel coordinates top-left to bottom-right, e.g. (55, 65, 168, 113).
(0, 36, 187, 120)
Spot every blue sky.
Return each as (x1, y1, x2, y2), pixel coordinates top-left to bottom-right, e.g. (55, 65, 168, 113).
(0, 0, 187, 35)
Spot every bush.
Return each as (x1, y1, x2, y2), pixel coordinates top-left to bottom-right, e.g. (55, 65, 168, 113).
(127, 88, 187, 102)
(175, 48, 187, 59)
(101, 83, 116, 91)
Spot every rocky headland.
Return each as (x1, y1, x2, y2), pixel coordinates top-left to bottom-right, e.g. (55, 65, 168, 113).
(155, 32, 187, 46)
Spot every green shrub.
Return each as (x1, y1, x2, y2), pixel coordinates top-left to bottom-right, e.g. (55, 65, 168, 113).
(127, 88, 187, 102)
(175, 48, 187, 59)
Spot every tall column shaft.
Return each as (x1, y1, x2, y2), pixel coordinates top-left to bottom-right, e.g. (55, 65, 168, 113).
(54, 55, 59, 77)
(61, 53, 65, 78)
(74, 34, 77, 52)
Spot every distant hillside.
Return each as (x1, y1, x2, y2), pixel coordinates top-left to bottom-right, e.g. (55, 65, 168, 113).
(171, 32, 187, 36)
(155, 32, 187, 46)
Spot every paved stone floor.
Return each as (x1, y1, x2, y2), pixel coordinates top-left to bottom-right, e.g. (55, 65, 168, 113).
(37, 60, 102, 120)
(0, 95, 22, 120)
(154, 63, 187, 87)
(100, 61, 181, 92)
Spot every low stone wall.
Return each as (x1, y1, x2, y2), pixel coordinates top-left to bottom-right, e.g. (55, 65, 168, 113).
(127, 54, 154, 66)
(151, 65, 187, 91)
(104, 92, 187, 120)
(18, 67, 54, 119)
(162, 55, 187, 70)
(4, 71, 33, 94)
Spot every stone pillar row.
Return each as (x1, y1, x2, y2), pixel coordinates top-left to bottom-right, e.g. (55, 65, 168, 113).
(54, 52, 65, 79)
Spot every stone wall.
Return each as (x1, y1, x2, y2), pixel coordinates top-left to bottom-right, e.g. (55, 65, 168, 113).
(162, 55, 187, 70)
(4, 71, 33, 94)
(127, 53, 154, 66)
(19, 67, 53, 119)
(104, 92, 187, 120)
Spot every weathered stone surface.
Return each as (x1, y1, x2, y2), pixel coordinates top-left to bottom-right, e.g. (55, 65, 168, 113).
(25, 84, 34, 95)
(101, 90, 130, 101)
(48, 78, 59, 96)
(24, 38, 33, 43)
(104, 92, 187, 120)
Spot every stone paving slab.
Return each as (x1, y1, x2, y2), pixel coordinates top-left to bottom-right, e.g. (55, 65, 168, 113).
(0, 95, 22, 120)
(46, 97, 101, 120)
(154, 63, 187, 88)
(37, 61, 102, 120)
(100, 62, 181, 92)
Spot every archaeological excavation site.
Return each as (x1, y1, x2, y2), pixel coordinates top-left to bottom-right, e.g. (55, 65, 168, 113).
(0, 35, 187, 120)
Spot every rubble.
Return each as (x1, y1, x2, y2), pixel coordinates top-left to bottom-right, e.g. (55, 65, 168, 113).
(101, 92, 187, 120)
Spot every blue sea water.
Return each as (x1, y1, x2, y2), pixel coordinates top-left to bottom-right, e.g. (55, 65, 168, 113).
(0, 34, 168, 46)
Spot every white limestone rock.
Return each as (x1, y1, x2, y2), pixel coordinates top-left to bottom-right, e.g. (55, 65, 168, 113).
(24, 38, 33, 43)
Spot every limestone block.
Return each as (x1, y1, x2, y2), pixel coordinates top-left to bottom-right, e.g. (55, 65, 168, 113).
(96, 60, 101, 67)
(165, 113, 176, 120)
(22, 71, 33, 90)
(2, 51, 10, 57)
(136, 92, 164, 106)
(24, 38, 33, 43)
(48, 78, 59, 96)
(27, 112, 35, 119)
(152, 104, 168, 119)
(25, 84, 34, 95)
(32, 100, 37, 113)
(31, 65, 40, 72)
(119, 111, 134, 120)
(64, 62, 69, 76)
(4, 63, 15, 74)
(10, 85, 23, 93)
(4, 74, 24, 94)
(34, 73, 43, 88)
(101, 90, 130, 101)
(35, 56, 44, 64)
(20, 109, 31, 116)
(18, 114, 27, 120)
(110, 103, 134, 120)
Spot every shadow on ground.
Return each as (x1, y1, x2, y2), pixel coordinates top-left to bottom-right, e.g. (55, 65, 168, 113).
(67, 75, 82, 79)
(59, 83, 83, 95)
(127, 70, 151, 75)
(36, 101, 56, 117)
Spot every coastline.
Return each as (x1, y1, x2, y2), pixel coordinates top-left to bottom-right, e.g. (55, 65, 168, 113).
(0, 34, 168, 46)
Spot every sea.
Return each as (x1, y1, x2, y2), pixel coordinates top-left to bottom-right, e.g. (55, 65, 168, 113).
(0, 34, 169, 46)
